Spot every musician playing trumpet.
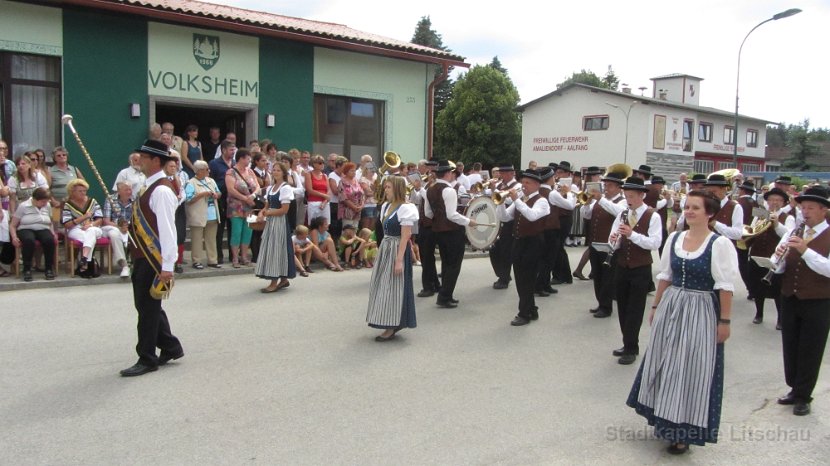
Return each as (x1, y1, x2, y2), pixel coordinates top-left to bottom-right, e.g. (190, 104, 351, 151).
(769, 186, 830, 416)
(495, 169, 549, 326)
(608, 177, 662, 365)
(120, 139, 184, 377)
(746, 188, 794, 328)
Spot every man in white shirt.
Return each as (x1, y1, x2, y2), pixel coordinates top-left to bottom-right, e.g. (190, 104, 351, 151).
(120, 139, 184, 377)
(497, 168, 549, 326)
(112, 152, 145, 200)
(213, 132, 236, 159)
(424, 160, 477, 308)
(455, 161, 470, 191)
(609, 177, 663, 365)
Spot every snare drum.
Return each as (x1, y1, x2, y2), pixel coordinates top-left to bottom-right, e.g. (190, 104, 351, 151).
(464, 196, 501, 251)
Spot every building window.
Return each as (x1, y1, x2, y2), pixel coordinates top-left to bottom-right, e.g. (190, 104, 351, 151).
(719, 161, 736, 169)
(1, 52, 62, 157)
(698, 122, 713, 142)
(746, 129, 758, 148)
(723, 126, 735, 145)
(683, 119, 694, 152)
(653, 115, 666, 150)
(313, 95, 384, 161)
(742, 163, 760, 172)
(694, 159, 714, 174)
(766, 165, 780, 172)
(583, 115, 609, 131)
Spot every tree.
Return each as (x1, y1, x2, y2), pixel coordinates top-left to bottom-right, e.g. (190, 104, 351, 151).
(602, 65, 620, 91)
(782, 119, 821, 171)
(556, 69, 604, 89)
(411, 16, 454, 114)
(489, 56, 508, 75)
(434, 65, 521, 167)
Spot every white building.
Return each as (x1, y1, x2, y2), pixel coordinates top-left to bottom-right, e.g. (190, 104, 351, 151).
(519, 74, 775, 180)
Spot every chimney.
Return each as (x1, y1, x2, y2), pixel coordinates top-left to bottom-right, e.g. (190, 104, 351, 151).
(658, 89, 668, 100)
(622, 87, 632, 94)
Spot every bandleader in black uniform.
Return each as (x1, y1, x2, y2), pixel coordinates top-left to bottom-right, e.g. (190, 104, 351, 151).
(490, 164, 519, 289)
(424, 160, 477, 308)
(772, 186, 830, 416)
(120, 140, 184, 377)
(610, 177, 662, 365)
(581, 171, 626, 318)
(496, 169, 550, 326)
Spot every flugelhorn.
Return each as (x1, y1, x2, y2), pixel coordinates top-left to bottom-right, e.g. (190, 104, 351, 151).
(492, 190, 512, 205)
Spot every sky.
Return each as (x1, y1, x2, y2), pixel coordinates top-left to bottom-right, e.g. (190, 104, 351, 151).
(218, 0, 830, 128)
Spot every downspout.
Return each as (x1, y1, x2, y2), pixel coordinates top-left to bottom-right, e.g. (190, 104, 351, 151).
(427, 61, 450, 160)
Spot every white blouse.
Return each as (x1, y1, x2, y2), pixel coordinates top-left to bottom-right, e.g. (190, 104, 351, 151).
(380, 202, 419, 227)
(269, 182, 295, 204)
(656, 231, 740, 292)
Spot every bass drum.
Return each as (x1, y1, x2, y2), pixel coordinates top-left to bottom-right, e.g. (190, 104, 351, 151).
(464, 196, 501, 251)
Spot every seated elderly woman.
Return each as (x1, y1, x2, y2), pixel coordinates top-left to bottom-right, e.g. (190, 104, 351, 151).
(102, 180, 134, 277)
(62, 178, 104, 275)
(185, 160, 222, 269)
(10, 187, 56, 281)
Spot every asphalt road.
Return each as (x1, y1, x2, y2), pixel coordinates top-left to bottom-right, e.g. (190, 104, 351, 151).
(1, 250, 828, 465)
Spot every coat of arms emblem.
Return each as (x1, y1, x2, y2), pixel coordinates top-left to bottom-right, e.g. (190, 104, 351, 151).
(193, 34, 220, 71)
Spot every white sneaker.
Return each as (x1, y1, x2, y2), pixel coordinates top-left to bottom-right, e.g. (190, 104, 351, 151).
(120, 266, 131, 278)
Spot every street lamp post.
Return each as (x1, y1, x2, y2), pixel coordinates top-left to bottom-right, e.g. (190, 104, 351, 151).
(734, 8, 802, 168)
(606, 101, 639, 165)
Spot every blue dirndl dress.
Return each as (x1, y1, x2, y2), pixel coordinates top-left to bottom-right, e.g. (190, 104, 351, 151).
(255, 184, 296, 280)
(365, 203, 417, 329)
(626, 233, 725, 446)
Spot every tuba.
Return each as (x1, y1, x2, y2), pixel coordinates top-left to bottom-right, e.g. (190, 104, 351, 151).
(602, 163, 633, 179)
(373, 151, 402, 203)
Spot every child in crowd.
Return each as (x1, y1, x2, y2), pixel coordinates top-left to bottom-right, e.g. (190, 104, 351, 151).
(358, 228, 377, 268)
(338, 224, 366, 269)
(293, 224, 340, 274)
(308, 216, 344, 272)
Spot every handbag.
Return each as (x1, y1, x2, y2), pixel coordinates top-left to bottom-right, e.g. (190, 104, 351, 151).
(75, 258, 101, 278)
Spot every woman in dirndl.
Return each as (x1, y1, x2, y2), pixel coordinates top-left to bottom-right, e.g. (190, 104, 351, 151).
(626, 190, 738, 455)
(255, 162, 296, 293)
(366, 176, 417, 341)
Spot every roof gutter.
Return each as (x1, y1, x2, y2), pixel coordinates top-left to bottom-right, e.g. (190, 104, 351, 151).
(49, 0, 468, 67)
(426, 62, 450, 160)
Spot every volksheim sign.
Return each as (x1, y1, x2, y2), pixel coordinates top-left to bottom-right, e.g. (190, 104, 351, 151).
(148, 22, 259, 104)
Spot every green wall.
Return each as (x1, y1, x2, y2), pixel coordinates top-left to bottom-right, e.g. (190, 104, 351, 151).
(63, 9, 148, 201)
(258, 37, 313, 151)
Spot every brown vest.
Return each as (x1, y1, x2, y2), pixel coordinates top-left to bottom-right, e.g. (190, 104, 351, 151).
(782, 224, 830, 299)
(738, 196, 757, 225)
(644, 183, 660, 208)
(714, 199, 737, 227)
(129, 177, 175, 260)
(616, 207, 656, 269)
(539, 186, 561, 230)
(417, 190, 432, 228)
(590, 196, 623, 243)
(427, 183, 462, 233)
(747, 212, 791, 257)
(513, 194, 545, 238)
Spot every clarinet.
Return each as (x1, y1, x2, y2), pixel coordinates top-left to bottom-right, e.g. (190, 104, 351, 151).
(603, 207, 630, 267)
(762, 220, 805, 285)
